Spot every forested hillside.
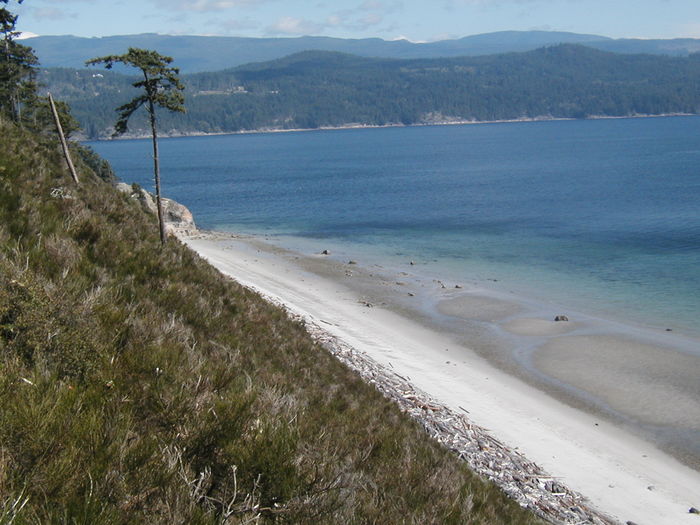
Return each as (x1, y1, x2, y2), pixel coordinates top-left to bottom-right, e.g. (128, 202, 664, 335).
(42, 45, 700, 138)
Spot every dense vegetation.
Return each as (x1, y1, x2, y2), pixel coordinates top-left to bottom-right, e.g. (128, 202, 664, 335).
(41, 44, 700, 138)
(0, 117, 550, 523)
(0, 3, 545, 517)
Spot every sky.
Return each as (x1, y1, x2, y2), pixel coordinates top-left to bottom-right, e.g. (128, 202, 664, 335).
(12, 0, 700, 42)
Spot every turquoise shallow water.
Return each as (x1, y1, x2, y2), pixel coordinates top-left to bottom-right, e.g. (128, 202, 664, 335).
(87, 117, 700, 337)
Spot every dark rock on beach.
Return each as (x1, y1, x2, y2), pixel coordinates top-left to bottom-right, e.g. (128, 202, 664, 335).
(554, 315, 569, 322)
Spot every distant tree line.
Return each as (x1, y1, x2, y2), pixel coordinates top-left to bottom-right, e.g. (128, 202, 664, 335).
(40, 44, 700, 139)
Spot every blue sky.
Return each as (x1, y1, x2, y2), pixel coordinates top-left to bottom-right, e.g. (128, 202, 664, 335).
(13, 0, 700, 41)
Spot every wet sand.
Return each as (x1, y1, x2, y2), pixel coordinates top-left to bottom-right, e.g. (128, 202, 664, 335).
(535, 335, 700, 431)
(181, 231, 700, 525)
(435, 290, 700, 469)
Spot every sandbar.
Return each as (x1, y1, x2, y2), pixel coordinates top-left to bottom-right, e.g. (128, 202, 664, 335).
(438, 294, 523, 322)
(535, 335, 700, 431)
(502, 317, 578, 336)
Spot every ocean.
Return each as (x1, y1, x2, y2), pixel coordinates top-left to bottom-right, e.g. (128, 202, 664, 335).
(87, 117, 700, 338)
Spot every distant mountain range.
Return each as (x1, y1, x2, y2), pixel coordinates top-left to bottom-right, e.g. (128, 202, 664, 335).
(27, 31, 700, 73)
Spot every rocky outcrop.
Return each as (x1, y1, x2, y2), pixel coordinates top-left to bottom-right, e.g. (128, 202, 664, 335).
(114, 182, 133, 193)
(115, 183, 197, 236)
(161, 197, 196, 236)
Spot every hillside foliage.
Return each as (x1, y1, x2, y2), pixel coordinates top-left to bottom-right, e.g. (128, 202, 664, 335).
(0, 9, 544, 519)
(0, 116, 546, 523)
(41, 45, 700, 138)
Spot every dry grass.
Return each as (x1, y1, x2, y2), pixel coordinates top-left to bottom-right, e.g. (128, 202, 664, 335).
(0, 118, 545, 524)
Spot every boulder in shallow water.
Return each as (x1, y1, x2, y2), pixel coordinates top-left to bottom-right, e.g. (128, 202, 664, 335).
(554, 315, 569, 322)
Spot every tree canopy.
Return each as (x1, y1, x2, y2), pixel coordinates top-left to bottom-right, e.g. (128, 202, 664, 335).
(86, 47, 184, 136)
(87, 48, 185, 244)
(0, 0, 38, 121)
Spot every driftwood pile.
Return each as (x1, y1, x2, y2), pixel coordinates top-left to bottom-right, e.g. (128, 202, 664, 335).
(295, 313, 618, 525)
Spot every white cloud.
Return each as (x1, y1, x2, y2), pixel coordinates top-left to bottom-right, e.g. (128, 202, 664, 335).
(150, 0, 273, 12)
(678, 22, 700, 38)
(266, 16, 324, 35)
(326, 15, 343, 27)
(447, 0, 530, 3)
(358, 0, 384, 9)
(442, 0, 555, 7)
(359, 13, 382, 26)
(29, 7, 74, 21)
(322, 0, 402, 33)
(216, 17, 260, 32)
(265, 1, 400, 37)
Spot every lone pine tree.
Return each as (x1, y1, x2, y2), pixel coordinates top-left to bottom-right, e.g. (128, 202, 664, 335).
(87, 48, 185, 244)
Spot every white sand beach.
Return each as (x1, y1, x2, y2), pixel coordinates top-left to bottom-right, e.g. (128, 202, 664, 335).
(182, 233, 700, 525)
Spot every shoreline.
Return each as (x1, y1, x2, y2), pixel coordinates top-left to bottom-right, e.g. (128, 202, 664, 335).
(83, 112, 695, 141)
(255, 231, 700, 461)
(180, 229, 700, 525)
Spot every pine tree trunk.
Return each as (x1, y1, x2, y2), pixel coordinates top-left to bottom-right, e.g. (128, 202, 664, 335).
(3, 33, 16, 121)
(148, 99, 166, 245)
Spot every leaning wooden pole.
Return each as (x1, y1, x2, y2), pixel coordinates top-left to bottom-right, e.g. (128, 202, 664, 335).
(48, 93, 79, 184)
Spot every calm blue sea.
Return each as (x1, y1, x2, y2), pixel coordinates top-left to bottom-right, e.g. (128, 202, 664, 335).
(87, 117, 700, 336)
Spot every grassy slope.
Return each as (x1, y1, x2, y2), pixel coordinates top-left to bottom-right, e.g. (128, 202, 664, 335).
(0, 119, 543, 524)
